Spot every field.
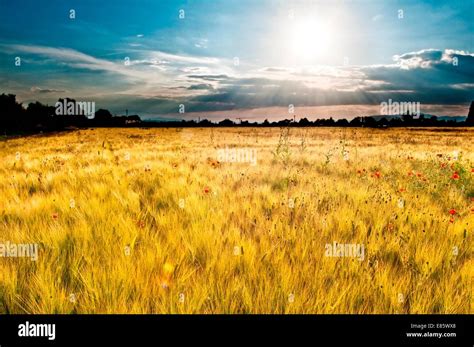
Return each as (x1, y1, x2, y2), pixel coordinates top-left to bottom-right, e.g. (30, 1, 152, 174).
(0, 127, 473, 314)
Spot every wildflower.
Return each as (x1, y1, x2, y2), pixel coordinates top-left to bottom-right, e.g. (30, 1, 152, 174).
(208, 159, 220, 168)
(451, 172, 460, 180)
(373, 171, 381, 178)
(408, 171, 413, 177)
(52, 213, 59, 220)
(448, 209, 456, 216)
(204, 186, 210, 193)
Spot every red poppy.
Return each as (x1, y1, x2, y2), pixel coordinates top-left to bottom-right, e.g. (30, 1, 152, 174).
(416, 172, 422, 178)
(448, 209, 456, 215)
(373, 171, 381, 178)
(449, 217, 455, 223)
(451, 172, 460, 180)
(408, 171, 413, 177)
(357, 169, 362, 174)
(399, 188, 406, 193)
(471, 168, 474, 173)
(52, 213, 59, 220)
(204, 186, 210, 193)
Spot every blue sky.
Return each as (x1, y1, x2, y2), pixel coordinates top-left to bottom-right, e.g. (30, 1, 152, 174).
(0, 0, 473, 120)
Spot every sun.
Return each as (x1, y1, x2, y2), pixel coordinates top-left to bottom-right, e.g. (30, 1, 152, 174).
(289, 18, 333, 61)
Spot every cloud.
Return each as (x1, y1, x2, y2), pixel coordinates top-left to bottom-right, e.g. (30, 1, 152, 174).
(3, 44, 230, 96)
(371, 14, 384, 22)
(194, 38, 208, 48)
(187, 83, 214, 90)
(363, 49, 474, 93)
(187, 74, 230, 81)
(3, 44, 473, 115)
(30, 86, 67, 93)
(6, 44, 151, 80)
(174, 49, 474, 111)
(148, 51, 220, 65)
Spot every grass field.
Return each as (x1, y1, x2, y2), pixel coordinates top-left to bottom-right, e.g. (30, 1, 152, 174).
(0, 127, 473, 314)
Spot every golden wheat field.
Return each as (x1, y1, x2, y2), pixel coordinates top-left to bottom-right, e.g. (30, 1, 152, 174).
(0, 127, 473, 314)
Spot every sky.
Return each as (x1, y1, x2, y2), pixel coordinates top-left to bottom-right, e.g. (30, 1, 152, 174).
(0, 0, 473, 121)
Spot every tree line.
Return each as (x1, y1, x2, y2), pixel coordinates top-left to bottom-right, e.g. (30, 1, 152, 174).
(1, 93, 473, 135)
(0, 94, 140, 134)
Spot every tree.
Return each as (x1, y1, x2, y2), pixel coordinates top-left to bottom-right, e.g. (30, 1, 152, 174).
(219, 119, 234, 126)
(349, 117, 362, 126)
(94, 109, 113, 121)
(298, 117, 311, 126)
(0, 93, 25, 131)
(336, 119, 349, 127)
(26, 101, 55, 129)
(466, 101, 474, 125)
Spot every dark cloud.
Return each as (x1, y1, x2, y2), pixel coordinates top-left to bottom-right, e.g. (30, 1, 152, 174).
(187, 74, 230, 81)
(12, 48, 474, 116)
(30, 86, 67, 93)
(187, 83, 214, 90)
(178, 49, 474, 111)
(395, 49, 443, 62)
